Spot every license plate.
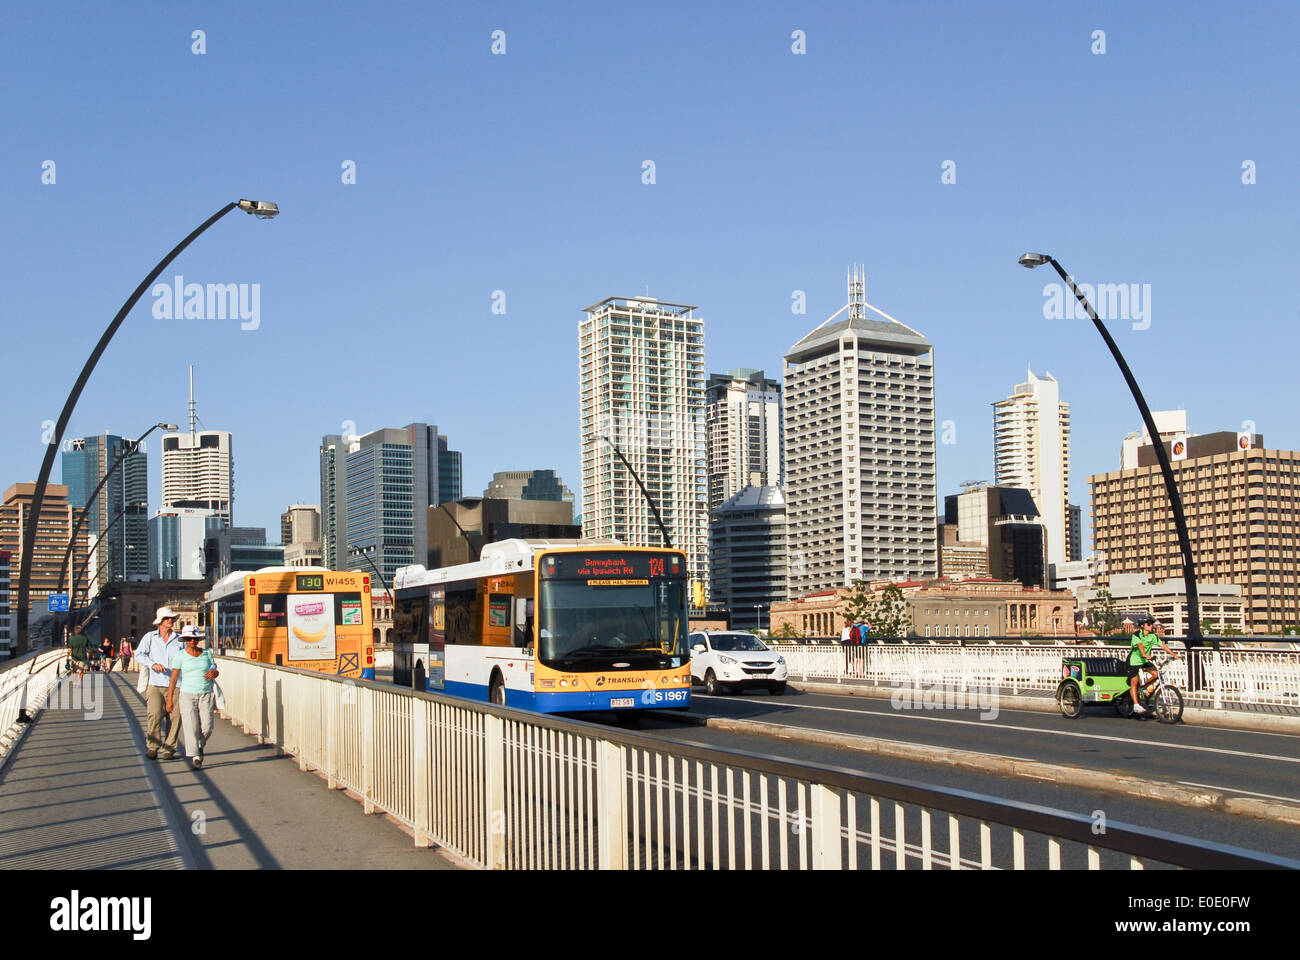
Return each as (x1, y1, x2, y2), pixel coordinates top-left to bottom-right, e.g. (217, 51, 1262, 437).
(610, 698, 634, 708)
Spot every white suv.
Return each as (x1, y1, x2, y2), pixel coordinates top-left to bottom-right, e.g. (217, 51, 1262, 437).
(690, 631, 788, 695)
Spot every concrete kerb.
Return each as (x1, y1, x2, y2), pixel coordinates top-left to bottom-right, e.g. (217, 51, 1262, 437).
(789, 679, 1300, 736)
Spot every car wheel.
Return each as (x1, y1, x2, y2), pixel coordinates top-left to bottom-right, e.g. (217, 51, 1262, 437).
(705, 669, 723, 696)
(1114, 692, 1134, 718)
(770, 682, 786, 696)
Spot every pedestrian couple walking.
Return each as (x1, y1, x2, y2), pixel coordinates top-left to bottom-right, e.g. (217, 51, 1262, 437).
(135, 606, 220, 769)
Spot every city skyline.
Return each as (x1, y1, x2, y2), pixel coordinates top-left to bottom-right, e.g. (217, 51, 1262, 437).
(5, 4, 1298, 560)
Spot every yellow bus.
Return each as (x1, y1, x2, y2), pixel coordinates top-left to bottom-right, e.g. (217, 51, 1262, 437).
(203, 566, 375, 679)
(393, 540, 691, 718)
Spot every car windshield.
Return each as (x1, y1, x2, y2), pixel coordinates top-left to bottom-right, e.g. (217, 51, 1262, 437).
(539, 578, 689, 661)
(707, 633, 769, 652)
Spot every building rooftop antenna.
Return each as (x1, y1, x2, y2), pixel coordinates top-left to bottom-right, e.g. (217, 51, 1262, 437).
(848, 264, 866, 322)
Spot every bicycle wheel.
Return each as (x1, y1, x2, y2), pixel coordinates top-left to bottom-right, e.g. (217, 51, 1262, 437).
(1156, 685, 1184, 724)
(1058, 681, 1083, 719)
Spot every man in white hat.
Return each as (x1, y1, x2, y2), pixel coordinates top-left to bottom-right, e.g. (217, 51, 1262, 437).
(134, 606, 184, 759)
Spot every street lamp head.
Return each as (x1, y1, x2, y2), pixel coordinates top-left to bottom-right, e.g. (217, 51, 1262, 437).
(238, 199, 280, 220)
(1018, 252, 1051, 269)
(160, 423, 178, 431)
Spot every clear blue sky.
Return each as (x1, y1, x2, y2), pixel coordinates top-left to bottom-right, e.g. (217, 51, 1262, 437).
(3, 1, 1297, 551)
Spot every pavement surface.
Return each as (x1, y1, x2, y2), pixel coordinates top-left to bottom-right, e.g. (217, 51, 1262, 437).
(0, 671, 463, 870)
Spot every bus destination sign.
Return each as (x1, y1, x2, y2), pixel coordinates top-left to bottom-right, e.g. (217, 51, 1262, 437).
(559, 553, 681, 579)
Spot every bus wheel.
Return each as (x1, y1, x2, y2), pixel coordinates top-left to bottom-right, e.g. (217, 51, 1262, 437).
(489, 674, 506, 707)
(615, 711, 641, 727)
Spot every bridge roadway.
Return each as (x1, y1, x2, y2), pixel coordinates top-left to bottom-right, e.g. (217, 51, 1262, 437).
(0, 671, 459, 870)
(630, 685, 1300, 860)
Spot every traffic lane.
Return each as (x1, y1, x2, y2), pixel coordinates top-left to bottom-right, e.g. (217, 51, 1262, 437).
(633, 715, 1300, 862)
(682, 687, 1300, 805)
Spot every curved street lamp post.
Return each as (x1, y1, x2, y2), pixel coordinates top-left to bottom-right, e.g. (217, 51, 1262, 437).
(14, 200, 277, 655)
(1019, 253, 1209, 677)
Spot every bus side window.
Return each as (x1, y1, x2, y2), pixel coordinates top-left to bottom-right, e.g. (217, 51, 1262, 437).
(514, 597, 534, 648)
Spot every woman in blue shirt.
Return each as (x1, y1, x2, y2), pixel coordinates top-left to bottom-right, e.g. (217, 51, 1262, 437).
(166, 624, 220, 769)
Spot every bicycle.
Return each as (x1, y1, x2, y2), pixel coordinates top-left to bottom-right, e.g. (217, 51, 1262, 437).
(1114, 650, 1183, 724)
(1057, 649, 1183, 724)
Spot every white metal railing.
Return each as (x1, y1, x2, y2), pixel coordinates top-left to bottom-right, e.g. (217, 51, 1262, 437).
(213, 657, 1295, 870)
(776, 643, 1300, 710)
(0, 649, 68, 763)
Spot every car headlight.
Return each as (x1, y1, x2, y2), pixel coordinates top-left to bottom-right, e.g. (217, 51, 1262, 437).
(777, 656, 785, 665)
(718, 655, 736, 664)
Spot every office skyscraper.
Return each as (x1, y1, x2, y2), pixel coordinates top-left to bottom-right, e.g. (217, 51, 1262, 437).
(320, 433, 358, 570)
(993, 368, 1071, 572)
(483, 470, 575, 503)
(62, 434, 149, 593)
(161, 369, 234, 524)
(281, 504, 321, 546)
(579, 296, 708, 588)
(1091, 430, 1300, 634)
(705, 368, 783, 510)
(320, 424, 461, 583)
(1, 483, 86, 610)
(783, 268, 937, 596)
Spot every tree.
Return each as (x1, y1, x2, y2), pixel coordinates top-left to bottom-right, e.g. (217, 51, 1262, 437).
(1090, 589, 1122, 636)
(778, 622, 798, 639)
(842, 580, 911, 638)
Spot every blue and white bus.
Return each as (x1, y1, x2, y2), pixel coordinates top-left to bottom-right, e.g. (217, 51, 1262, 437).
(392, 539, 691, 717)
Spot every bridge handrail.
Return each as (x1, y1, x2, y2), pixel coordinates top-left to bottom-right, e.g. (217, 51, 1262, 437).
(0, 650, 67, 766)
(777, 643, 1300, 709)
(214, 656, 1298, 870)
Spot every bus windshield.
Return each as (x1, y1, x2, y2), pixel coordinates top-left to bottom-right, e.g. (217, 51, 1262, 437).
(538, 578, 689, 663)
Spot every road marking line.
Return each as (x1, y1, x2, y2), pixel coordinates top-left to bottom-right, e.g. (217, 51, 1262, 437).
(699, 694, 1300, 765)
(1177, 781, 1300, 805)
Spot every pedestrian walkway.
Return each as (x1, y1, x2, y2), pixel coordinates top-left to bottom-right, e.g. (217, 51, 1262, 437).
(0, 671, 462, 870)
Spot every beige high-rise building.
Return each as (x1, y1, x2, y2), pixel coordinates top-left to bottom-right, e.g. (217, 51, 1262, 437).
(579, 296, 708, 588)
(162, 430, 233, 524)
(1090, 431, 1300, 634)
(783, 268, 937, 596)
(280, 504, 321, 546)
(0, 483, 88, 612)
(993, 369, 1071, 572)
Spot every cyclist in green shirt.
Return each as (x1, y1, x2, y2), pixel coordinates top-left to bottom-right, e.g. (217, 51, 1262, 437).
(1127, 615, 1180, 715)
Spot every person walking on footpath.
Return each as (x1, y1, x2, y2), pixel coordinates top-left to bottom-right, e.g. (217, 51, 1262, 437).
(135, 607, 184, 760)
(120, 635, 133, 671)
(100, 635, 115, 672)
(166, 624, 220, 769)
(66, 620, 92, 686)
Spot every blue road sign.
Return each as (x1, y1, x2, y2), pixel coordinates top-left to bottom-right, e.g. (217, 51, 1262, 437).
(48, 593, 70, 612)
